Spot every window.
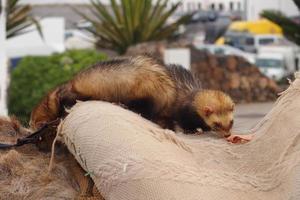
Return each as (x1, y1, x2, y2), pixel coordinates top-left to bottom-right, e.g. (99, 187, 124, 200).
(198, 2, 202, 10)
(219, 3, 224, 11)
(245, 37, 255, 45)
(214, 48, 225, 55)
(229, 2, 234, 11)
(259, 38, 275, 45)
(188, 3, 193, 12)
(211, 3, 215, 10)
(255, 59, 283, 69)
(237, 2, 241, 11)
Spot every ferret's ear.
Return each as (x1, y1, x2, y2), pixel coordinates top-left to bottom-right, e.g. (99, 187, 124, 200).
(203, 106, 214, 117)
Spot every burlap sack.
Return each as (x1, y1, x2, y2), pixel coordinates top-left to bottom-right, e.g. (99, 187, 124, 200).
(61, 73, 300, 200)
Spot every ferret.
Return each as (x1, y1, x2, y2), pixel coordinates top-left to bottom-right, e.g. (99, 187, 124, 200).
(166, 65, 235, 137)
(30, 55, 177, 131)
(30, 55, 235, 142)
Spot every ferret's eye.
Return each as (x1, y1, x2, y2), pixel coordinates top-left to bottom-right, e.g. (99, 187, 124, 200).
(213, 122, 222, 129)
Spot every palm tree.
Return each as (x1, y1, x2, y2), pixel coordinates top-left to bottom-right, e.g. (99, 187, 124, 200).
(261, 0, 300, 45)
(7, 0, 42, 39)
(75, 0, 192, 54)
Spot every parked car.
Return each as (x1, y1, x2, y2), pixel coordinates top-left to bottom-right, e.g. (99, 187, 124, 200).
(241, 34, 283, 53)
(194, 44, 255, 64)
(255, 53, 286, 81)
(215, 19, 283, 45)
(223, 33, 283, 53)
(256, 45, 300, 80)
(190, 10, 218, 23)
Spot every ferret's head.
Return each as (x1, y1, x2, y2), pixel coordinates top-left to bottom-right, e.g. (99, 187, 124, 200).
(30, 87, 61, 130)
(193, 90, 235, 137)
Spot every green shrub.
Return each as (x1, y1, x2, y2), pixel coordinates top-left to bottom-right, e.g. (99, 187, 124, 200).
(8, 50, 107, 124)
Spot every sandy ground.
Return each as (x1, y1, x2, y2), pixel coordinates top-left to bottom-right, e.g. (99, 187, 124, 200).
(233, 102, 275, 133)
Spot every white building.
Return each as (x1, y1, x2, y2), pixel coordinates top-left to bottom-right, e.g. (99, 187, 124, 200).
(21, 0, 299, 21)
(245, 0, 299, 20)
(0, 0, 8, 115)
(168, 0, 242, 13)
(170, 0, 298, 20)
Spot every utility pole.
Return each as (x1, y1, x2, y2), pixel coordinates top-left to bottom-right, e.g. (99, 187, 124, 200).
(0, 0, 8, 115)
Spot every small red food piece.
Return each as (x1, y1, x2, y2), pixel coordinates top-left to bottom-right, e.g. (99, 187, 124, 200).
(226, 134, 254, 144)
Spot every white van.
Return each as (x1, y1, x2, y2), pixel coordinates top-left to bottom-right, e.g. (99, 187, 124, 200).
(243, 34, 283, 53)
(255, 53, 287, 81)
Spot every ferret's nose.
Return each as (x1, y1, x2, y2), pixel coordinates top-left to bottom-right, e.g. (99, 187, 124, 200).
(224, 132, 231, 138)
(223, 126, 231, 133)
(224, 121, 233, 132)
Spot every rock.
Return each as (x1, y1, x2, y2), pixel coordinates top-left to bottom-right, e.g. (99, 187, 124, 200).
(190, 47, 280, 103)
(226, 56, 238, 72)
(240, 76, 250, 90)
(258, 77, 269, 89)
(229, 73, 240, 89)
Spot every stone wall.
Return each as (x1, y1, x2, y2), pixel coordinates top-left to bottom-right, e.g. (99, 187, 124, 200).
(126, 42, 280, 103)
(190, 47, 279, 103)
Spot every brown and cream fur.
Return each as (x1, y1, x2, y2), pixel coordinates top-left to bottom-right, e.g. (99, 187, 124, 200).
(192, 90, 235, 137)
(30, 55, 235, 141)
(166, 65, 234, 137)
(30, 55, 177, 131)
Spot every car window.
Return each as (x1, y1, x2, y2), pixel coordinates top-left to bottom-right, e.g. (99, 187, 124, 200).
(214, 48, 225, 55)
(255, 58, 283, 68)
(245, 37, 254, 45)
(197, 47, 211, 53)
(259, 38, 275, 45)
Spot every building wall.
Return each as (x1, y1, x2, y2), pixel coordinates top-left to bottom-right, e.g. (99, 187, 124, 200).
(30, 5, 92, 29)
(20, 0, 108, 4)
(22, 0, 299, 22)
(0, 0, 8, 115)
(246, 0, 298, 20)
(168, 0, 242, 13)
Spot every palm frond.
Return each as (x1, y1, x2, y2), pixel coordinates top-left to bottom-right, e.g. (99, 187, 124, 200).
(75, 0, 192, 54)
(6, 0, 43, 39)
(261, 10, 300, 45)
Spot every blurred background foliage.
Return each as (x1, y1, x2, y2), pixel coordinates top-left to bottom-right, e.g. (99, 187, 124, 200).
(8, 50, 107, 124)
(75, 0, 192, 54)
(7, 0, 42, 39)
(261, 0, 300, 45)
